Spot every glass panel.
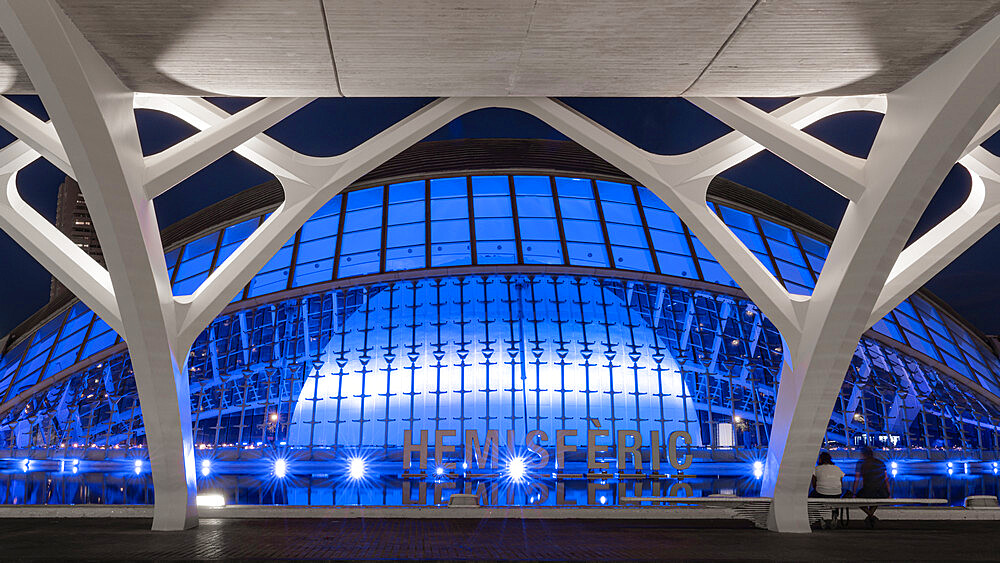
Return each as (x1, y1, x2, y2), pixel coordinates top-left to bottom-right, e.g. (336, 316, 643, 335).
(430, 177, 471, 267)
(871, 315, 904, 342)
(515, 176, 563, 264)
(338, 187, 384, 278)
(173, 232, 220, 296)
(292, 196, 340, 288)
(216, 218, 259, 267)
(799, 233, 829, 259)
(82, 317, 117, 359)
(473, 176, 516, 264)
(690, 237, 736, 287)
(386, 181, 426, 272)
(0, 341, 28, 400)
(247, 240, 294, 296)
(597, 181, 653, 272)
(566, 241, 608, 267)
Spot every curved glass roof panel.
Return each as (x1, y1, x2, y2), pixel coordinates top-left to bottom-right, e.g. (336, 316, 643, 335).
(1, 173, 998, 412)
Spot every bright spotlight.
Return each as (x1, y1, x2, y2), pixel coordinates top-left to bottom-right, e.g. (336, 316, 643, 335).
(274, 458, 288, 478)
(201, 459, 211, 477)
(133, 459, 142, 474)
(599, 495, 607, 505)
(196, 494, 225, 507)
(507, 456, 528, 483)
(348, 457, 365, 481)
(752, 460, 764, 479)
(20, 459, 29, 472)
(890, 461, 898, 470)
(436, 466, 444, 476)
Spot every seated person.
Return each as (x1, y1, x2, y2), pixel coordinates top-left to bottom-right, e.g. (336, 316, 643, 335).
(853, 446, 891, 528)
(810, 451, 844, 528)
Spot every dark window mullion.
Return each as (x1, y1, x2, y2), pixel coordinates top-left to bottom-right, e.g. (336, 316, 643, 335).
(790, 230, 820, 283)
(237, 217, 266, 301)
(424, 179, 431, 269)
(72, 312, 99, 366)
(379, 184, 389, 273)
(332, 193, 348, 280)
(632, 184, 661, 274)
(549, 176, 570, 266)
(467, 176, 477, 265)
(285, 227, 303, 291)
(591, 179, 616, 269)
(751, 214, 786, 288)
(680, 223, 705, 281)
(508, 175, 524, 264)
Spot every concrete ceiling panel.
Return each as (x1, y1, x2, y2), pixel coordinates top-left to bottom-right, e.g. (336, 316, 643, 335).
(54, 0, 337, 96)
(687, 0, 1000, 96)
(0, 2, 998, 96)
(324, 0, 535, 96)
(509, 0, 753, 96)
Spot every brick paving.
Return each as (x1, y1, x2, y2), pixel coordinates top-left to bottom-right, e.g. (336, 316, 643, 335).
(1, 518, 997, 560)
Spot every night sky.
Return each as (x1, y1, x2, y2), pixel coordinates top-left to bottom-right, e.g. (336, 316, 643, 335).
(1, 97, 997, 338)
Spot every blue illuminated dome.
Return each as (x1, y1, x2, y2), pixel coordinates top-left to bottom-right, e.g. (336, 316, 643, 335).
(1, 139, 998, 506)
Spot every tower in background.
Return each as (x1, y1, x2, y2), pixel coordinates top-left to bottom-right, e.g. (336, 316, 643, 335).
(50, 177, 103, 300)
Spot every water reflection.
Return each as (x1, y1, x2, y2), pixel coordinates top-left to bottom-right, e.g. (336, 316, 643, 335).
(2, 460, 998, 507)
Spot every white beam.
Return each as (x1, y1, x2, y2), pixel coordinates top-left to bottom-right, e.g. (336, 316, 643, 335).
(688, 97, 867, 201)
(174, 96, 487, 349)
(0, 95, 72, 175)
(761, 11, 1000, 532)
(502, 96, 807, 342)
(868, 150, 1000, 326)
(142, 96, 314, 199)
(0, 0, 196, 531)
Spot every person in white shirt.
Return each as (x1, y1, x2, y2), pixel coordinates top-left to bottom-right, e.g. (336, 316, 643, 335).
(810, 451, 844, 528)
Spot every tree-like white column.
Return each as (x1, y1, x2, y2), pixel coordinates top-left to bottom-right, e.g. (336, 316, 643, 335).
(0, 0, 487, 530)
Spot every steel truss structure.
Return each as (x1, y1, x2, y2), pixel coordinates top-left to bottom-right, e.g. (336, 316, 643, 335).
(2, 0, 1000, 532)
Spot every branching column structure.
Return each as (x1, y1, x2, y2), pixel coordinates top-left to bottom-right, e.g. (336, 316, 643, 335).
(1, 0, 1000, 532)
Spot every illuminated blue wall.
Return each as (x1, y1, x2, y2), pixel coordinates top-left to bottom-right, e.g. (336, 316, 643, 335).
(1, 173, 998, 465)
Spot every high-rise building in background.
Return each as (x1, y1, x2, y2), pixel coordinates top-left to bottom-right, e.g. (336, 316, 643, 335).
(50, 177, 103, 300)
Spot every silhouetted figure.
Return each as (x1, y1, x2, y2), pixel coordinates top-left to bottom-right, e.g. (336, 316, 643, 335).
(853, 446, 891, 528)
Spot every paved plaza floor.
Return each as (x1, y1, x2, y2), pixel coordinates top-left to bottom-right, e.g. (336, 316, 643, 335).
(1, 517, 998, 560)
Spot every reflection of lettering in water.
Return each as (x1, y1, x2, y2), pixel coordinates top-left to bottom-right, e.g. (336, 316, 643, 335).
(398, 428, 696, 505)
(288, 278, 701, 449)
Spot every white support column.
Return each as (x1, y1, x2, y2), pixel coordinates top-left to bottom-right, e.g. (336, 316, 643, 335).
(759, 14, 1000, 532)
(0, 0, 199, 530)
(0, 1, 486, 530)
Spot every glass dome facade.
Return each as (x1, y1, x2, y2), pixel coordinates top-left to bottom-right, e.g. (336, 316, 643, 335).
(2, 166, 999, 506)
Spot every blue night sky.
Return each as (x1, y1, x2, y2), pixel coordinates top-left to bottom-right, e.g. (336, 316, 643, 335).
(1, 97, 997, 336)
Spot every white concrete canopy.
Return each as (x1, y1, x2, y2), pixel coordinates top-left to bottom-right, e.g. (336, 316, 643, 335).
(0, 1, 998, 96)
(1, 0, 1000, 535)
